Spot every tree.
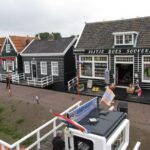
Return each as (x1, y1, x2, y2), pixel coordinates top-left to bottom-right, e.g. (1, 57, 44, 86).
(52, 32, 62, 40)
(38, 32, 53, 40)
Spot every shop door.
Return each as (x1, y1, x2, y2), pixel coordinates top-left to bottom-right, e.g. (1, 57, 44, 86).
(31, 63, 37, 78)
(114, 56, 134, 85)
(116, 64, 133, 85)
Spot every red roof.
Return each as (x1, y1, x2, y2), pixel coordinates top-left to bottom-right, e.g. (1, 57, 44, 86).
(0, 37, 5, 52)
(9, 36, 35, 53)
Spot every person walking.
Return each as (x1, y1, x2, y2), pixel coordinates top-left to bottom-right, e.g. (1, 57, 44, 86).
(52, 130, 65, 150)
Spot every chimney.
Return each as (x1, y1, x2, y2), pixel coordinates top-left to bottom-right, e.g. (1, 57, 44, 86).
(26, 35, 30, 46)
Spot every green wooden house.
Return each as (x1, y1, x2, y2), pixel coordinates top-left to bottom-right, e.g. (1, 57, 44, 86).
(0, 36, 34, 74)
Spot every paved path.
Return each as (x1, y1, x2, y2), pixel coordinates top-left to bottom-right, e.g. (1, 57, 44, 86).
(0, 82, 150, 149)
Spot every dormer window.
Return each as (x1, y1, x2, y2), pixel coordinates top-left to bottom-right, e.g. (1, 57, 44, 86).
(113, 31, 138, 47)
(6, 39, 11, 53)
(6, 44, 11, 53)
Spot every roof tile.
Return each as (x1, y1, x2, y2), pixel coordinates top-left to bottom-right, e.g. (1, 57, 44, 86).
(76, 16, 150, 49)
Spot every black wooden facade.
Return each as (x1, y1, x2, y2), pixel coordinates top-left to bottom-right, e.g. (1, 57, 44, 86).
(74, 17, 150, 90)
(21, 36, 77, 91)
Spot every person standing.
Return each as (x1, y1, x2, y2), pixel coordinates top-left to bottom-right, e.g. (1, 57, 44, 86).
(6, 72, 12, 96)
(6, 72, 11, 89)
(52, 130, 65, 150)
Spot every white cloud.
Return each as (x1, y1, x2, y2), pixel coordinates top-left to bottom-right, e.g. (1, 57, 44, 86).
(0, 0, 150, 37)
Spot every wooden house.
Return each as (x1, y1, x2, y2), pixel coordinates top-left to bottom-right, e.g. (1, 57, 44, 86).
(21, 36, 77, 90)
(71, 16, 150, 92)
(0, 36, 34, 74)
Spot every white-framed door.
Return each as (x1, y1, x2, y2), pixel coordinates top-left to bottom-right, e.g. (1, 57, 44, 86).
(31, 61, 37, 78)
(114, 55, 134, 85)
(6, 60, 14, 72)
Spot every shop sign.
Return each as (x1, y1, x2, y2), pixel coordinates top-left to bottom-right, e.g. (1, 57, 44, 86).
(85, 48, 150, 54)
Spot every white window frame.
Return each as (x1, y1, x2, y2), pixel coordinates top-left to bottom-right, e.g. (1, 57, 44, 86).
(24, 61, 30, 74)
(142, 55, 150, 83)
(6, 43, 11, 53)
(3, 60, 6, 70)
(6, 60, 14, 72)
(51, 61, 59, 76)
(79, 55, 108, 79)
(40, 61, 47, 75)
(113, 31, 138, 46)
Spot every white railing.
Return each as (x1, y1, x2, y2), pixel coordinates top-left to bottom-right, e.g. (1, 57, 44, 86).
(0, 74, 7, 81)
(0, 72, 16, 81)
(0, 101, 82, 150)
(27, 75, 53, 88)
(68, 76, 77, 91)
(133, 141, 141, 150)
(11, 73, 25, 84)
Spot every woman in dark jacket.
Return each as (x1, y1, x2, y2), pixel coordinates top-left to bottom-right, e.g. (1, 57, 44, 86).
(52, 130, 65, 150)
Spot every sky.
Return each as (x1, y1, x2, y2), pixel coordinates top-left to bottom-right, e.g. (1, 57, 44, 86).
(0, 0, 150, 37)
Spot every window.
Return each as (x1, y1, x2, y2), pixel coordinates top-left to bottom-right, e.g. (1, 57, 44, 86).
(24, 61, 30, 74)
(51, 62, 59, 76)
(79, 56, 108, 79)
(74, 136, 93, 150)
(116, 35, 123, 44)
(6, 60, 14, 72)
(111, 130, 125, 150)
(3, 60, 6, 70)
(6, 44, 11, 53)
(113, 31, 138, 46)
(125, 34, 132, 44)
(40, 61, 47, 75)
(142, 56, 150, 82)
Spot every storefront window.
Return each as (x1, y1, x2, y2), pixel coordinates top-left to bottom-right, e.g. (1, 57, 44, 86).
(142, 56, 150, 82)
(80, 56, 108, 79)
(81, 63, 92, 76)
(95, 63, 107, 77)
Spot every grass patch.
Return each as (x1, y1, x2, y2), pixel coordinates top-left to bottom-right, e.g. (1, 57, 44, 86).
(11, 105, 16, 112)
(16, 118, 24, 124)
(0, 123, 23, 141)
(0, 107, 4, 113)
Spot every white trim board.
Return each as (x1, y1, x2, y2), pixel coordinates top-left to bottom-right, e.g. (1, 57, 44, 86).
(20, 39, 35, 54)
(0, 38, 6, 53)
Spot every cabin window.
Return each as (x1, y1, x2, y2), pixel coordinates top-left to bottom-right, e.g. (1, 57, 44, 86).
(111, 129, 125, 150)
(142, 56, 150, 83)
(6, 44, 11, 53)
(51, 61, 59, 76)
(79, 56, 108, 79)
(24, 61, 30, 74)
(40, 61, 47, 75)
(73, 135, 94, 150)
